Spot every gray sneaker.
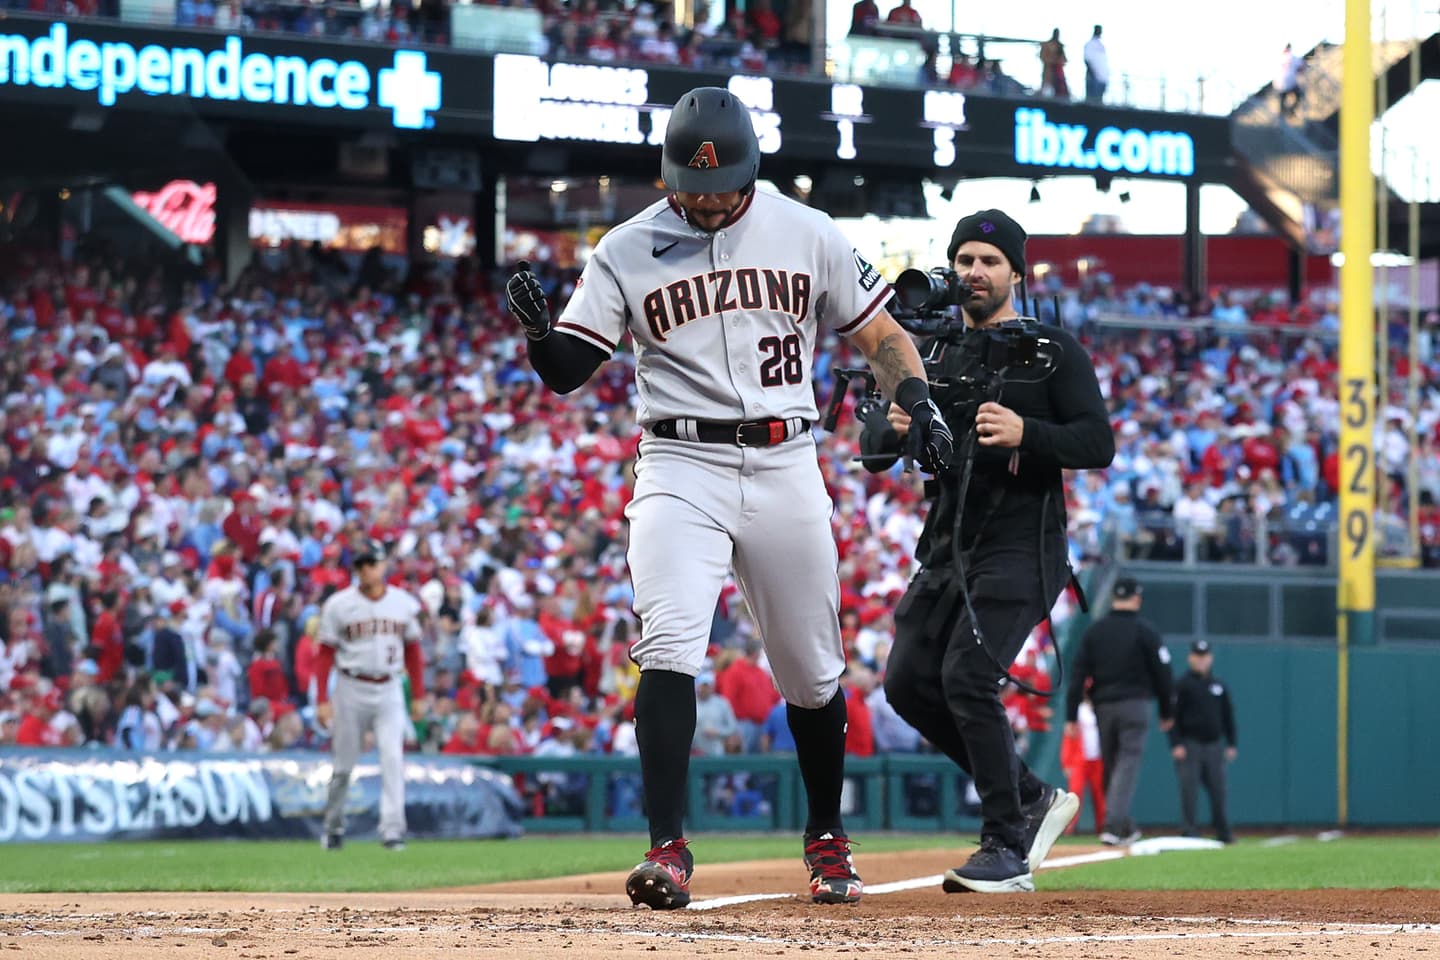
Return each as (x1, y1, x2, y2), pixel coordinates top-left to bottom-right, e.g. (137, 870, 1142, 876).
(942, 836, 1034, 894)
(940, 786, 1078, 894)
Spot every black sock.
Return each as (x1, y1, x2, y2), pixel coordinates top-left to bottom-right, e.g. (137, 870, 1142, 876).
(635, 669, 697, 848)
(786, 689, 848, 837)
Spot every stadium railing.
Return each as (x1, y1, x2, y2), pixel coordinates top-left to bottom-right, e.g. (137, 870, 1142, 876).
(1104, 512, 1339, 568)
(1090, 312, 1340, 342)
(473, 753, 983, 834)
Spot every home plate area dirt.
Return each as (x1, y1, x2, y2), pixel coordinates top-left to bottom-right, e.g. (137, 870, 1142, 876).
(4, 850, 1440, 958)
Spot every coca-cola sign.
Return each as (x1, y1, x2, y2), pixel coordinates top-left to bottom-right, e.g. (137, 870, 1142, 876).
(130, 180, 218, 245)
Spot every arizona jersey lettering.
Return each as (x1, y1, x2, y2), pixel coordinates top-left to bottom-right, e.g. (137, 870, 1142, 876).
(318, 586, 422, 677)
(641, 267, 814, 342)
(555, 189, 893, 424)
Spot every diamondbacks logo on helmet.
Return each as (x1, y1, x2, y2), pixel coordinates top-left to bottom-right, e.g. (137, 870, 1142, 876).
(688, 141, 720, 170)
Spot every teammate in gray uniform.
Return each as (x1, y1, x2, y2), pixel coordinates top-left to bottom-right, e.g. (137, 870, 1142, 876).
(315, 541, 425, 851)
(507, 86, 954, 909)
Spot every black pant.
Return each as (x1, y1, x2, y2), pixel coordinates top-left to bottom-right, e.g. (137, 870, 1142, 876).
(1175, 738, 1231, 841)
(884, 539, 1068, 851)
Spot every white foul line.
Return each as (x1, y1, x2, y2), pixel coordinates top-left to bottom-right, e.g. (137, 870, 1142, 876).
(1038, 849, 1128, 869)
(682, 892, 793, 910)
(860, 874, 944, 895)
(690, 848, 1126, 908)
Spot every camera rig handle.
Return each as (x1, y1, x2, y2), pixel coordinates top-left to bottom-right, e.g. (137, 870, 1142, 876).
(825, 367, 915, 470)
(821, 367, 880, 433)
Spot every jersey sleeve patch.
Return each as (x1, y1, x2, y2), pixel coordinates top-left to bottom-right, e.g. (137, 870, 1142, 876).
(853, 249, 883, 292)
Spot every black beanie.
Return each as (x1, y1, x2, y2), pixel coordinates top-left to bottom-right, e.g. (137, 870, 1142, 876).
(946, 208, 1027, 278)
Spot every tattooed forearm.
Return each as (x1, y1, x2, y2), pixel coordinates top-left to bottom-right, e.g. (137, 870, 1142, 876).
(864, 332, 925, 400)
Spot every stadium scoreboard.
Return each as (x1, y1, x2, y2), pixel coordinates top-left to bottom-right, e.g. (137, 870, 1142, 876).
(0, 15, 1230, 181)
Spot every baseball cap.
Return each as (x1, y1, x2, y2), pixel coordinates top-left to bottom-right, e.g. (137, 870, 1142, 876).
(1191, 639, 1213, 655)
(1112, 577, 1142, 600)
(353, 540, 388, 567)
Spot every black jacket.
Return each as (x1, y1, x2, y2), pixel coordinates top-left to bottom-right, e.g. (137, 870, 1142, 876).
(1065, 610, 1175, 722)
(860, 320, 1113, 567)
(151, 626, 189, 681)
(1169, 669, 1236, 746)
(42, 621, 74, 680)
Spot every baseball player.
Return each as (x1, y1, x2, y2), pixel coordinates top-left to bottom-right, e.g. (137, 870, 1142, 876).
(314, 541, 425, 850)
(506, 86, 953, 910)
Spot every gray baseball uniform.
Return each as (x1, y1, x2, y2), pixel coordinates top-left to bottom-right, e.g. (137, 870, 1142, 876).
(556, 188, 893, 708)
(317, 584, 422, 843)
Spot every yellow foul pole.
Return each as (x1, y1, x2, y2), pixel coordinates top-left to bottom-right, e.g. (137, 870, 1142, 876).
(1337, 0, 1377, 827)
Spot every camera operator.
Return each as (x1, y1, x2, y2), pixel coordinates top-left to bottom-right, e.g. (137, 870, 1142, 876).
(862, 209, 1115, 893)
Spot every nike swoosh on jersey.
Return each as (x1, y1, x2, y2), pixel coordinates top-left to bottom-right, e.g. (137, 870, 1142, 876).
(652, 241, 679, 258)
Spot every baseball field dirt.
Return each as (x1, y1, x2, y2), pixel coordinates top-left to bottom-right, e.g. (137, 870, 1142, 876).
(4, 848, 1439, 958)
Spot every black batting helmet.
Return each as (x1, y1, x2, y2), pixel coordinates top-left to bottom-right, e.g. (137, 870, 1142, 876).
(661, 87, 760, 195)
(353, 540, 387, 567)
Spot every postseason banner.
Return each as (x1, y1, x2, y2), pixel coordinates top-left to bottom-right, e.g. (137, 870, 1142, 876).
(0, 749, 524, 844)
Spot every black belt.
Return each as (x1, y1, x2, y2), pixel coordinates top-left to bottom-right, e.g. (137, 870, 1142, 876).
(649, 417, 810, 447)
(341, 669, 394, 684)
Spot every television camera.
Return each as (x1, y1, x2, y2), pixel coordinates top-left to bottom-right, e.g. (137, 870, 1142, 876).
(822, 267, 1057, 453)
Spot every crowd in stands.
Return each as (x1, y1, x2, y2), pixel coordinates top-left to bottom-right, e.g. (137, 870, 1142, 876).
(0, 234, 1436, 817)
(12, 0, 816, 75)
(13, 0, 1112, 96)
(1031, 279, 1440, 568)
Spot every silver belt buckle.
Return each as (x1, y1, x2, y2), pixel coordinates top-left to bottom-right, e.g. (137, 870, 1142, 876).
(735, 422, 751, 447)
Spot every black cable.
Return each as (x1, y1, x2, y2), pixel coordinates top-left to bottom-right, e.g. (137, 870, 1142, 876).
(1035, 488, 1066, 701)
(946, 375, 1056, 699)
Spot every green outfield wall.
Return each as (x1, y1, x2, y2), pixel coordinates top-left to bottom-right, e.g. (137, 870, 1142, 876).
(478, 566, 1440, 834)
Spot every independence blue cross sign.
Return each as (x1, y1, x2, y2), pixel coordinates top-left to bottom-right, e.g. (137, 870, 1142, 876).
(377, 50, 442, 130)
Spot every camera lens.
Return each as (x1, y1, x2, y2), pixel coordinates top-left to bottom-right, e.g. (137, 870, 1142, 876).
(895, 268, 943, 311)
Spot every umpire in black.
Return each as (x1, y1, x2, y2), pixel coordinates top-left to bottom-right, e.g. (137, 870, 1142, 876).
(863, 209, 1115, 893)
(1170, 639, 1237, 843)
(1064, 576, 1174, 845)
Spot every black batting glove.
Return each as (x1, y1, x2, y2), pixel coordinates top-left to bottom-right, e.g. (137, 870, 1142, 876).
(906, 397, 955, 474)
(894, 376, 954, 474)
(506, 260, 552, 341)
